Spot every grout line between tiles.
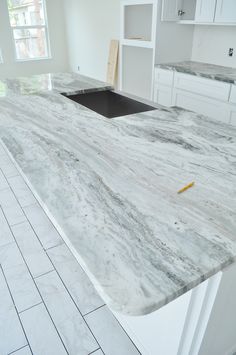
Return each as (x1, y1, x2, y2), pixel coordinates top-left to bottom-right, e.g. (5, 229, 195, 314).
(45, 242, 65, 251)
(33, 269, 54, 280)
(45, 249, 104, 353)
(0, 208, 69, 355)
(83, 304, 106, 317)
(0, 141, 140, 355)
(8, 345, 29, 355)
(0, 166, 63, 253)
(0, 265, 33, 355)
(19, 302, 43, 315)
(0, 144, 66, 248)
(88, 348, 102, 355)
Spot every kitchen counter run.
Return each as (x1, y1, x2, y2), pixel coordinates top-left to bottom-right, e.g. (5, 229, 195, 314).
(156, 61, 236, 84)
(0, 72, 236, 316)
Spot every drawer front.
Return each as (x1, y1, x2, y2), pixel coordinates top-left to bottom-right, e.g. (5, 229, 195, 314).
(173, 89, 230, 123)
(153, 84, 172, 107)
(174, 73, 231, 102)
(154, 68, 174, 86)
(229, 85, 236, 104)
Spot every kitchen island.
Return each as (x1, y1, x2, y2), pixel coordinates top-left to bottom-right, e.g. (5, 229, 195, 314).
(0, 72, 236, 354)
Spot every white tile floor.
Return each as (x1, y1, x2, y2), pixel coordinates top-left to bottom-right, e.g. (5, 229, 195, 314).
(0, 143, 140, 355)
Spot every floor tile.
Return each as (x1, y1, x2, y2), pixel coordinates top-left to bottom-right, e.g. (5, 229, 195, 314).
(0, 268, 27, 354)
(0, 242, 42, 312)
(85, 306, 140, 355)
(11, 221, 54, 278)
(0, 154, 19, 178)
(20, 303, 67, 355)
(36, 270, 98, 355)
(8, 175, 37, 208)
(0, 207, 14, 248)
(0, 169, 8, 190)
(0, 187, 26, 226)
(23, 204, 63, 250)
(11, 346, 32, 355)
(48, 244, 104, 315)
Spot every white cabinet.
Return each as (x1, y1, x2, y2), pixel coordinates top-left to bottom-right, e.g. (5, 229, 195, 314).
(153, 84, 173, 107)
(215, 0, 236, 23)
(172, 89, 230, 123)
(174, 72, 231, 101)
(229, 86, 236, 125)
(161, 0, 182, 21)
(153, 68, 173, 106)
(154, 68, 174, 86)
(120, 0, 158, 100)
(229, 85, 236, 105)
(162, 0, 236, 24)
(153, 67, 234, 124)
(195, 0, 216, 22)
(229, 109, 236, 126)
(161, 0, 196, 21)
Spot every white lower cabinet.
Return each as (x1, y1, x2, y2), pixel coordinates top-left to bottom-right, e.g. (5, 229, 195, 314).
(174, 72, 230, 101)
(172, 89, 230, 123)
(153, 68, 173, 107)
(229, 84, 236, 104)
(230, 108, 236, 126)
(153, 84, 172, 107)
(153, 68, 236, 125)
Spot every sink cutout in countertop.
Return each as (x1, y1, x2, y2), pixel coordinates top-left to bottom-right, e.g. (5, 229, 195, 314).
(61, 90, 156, 118)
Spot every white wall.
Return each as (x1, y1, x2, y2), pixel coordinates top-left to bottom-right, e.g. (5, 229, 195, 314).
(64, 0, 120, 82)
(191, 25, 236, 67)
(155, 22, 194, 64)
(155, 0, 194, 65)
(0, 0, 69, 79)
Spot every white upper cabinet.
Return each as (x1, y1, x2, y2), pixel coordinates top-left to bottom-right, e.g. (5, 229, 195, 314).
(161, 0, 182, 21)
(162, 0, 236, 24)
(162, 0, 197, 21)
(195, 0, 217, 22)
(215, 0, 236, 23)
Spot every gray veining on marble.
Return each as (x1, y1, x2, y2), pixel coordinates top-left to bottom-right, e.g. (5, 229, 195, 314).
(156, 61, 236, 84)
(0, 72, 112, 96)
(0, 72, 236, 316)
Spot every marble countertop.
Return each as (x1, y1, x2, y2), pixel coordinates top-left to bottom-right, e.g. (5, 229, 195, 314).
(0, 72, 236, 316)
(156, 61, 236, 84)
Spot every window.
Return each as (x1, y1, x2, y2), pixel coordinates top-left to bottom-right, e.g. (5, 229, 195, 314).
(7, 0, 50, 61)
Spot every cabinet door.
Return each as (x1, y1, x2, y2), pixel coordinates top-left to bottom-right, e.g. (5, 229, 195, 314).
(153, 84, 172, 107)
(161, 0, 183, 21)
(173, 89, 230, 123)
(215, 0, 236, 22)
(195, 0, 217, 22)
(230, 109, 236, 126)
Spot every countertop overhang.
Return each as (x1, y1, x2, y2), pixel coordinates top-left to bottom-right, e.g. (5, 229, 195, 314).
(0, 72, 236, 316)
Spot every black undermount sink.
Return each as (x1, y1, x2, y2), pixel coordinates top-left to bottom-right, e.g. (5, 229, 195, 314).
(61, 90, 156, 118)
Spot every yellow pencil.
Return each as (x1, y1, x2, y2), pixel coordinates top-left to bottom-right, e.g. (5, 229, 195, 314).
(178, 182, 195, 194)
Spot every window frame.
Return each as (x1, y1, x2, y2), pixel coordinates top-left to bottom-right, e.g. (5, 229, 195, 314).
(7, 0, 51, 62)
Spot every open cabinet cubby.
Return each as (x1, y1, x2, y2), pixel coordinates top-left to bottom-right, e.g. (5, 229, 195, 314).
(120, 0, 157, 100)
(124, 4, 153, 42)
